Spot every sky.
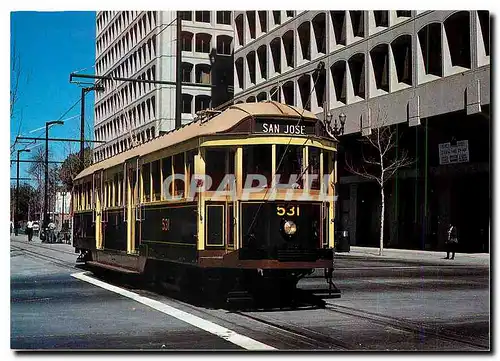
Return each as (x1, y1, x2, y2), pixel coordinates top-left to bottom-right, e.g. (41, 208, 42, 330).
(10, 11, 96, 183)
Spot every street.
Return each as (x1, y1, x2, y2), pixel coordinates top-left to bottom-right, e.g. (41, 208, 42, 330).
(10, 237, 490, 350)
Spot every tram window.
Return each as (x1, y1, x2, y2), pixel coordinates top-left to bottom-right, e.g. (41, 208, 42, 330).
(185, 150, 196, 197)
(118, 172, 124, 206)
(243, 145, 272, 188)
(323, 150, 331, 178)
(308, 147, 320, 190)
(142, 163, 151, 202)
(206, 148, 227, 191)
(85, 182, 92, 209)
(276, 145, 304, 188)
(173, 153, 185, 198)
(114, 173, 120, 207)
(151, 159, 161, 201)
(162, 156, 172, 199)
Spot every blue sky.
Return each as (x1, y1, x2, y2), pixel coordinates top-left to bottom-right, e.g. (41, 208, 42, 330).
(10, 11, 96, 181)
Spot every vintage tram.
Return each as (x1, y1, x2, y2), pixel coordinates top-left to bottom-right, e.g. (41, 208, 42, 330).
(72, 101, 338, 302)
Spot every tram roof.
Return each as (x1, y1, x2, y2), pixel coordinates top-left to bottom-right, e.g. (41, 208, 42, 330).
(74, 101, 318, 181)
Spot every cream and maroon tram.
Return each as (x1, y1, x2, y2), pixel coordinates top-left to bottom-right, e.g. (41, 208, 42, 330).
(72, 101, 338, 300)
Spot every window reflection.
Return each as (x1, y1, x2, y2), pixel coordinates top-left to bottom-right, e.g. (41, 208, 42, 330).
(276, 145, 303, 188)
(308, 147, 320, 190)
(243, 145, 272, 187)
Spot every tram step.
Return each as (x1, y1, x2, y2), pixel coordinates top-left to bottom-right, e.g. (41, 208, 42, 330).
(227, 291, 254, 303)
(310, 288, 342, 299)
(87, 261, 140, 274)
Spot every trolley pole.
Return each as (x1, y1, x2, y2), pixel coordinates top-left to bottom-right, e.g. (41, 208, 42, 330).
(80, 85, 104, 170)
(80, 87, 85, 167)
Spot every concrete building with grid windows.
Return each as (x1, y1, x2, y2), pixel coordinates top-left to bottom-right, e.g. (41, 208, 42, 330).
(93, 11, 233, 162)
(233, 10, 490, 252)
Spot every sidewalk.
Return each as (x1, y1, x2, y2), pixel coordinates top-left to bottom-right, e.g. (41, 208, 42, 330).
(337, 246, 490, 267)
(10, 234, 490, 268)
(10, 233, 75, 253)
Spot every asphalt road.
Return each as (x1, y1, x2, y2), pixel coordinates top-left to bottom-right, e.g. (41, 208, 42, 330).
(10, 240, 490, 351)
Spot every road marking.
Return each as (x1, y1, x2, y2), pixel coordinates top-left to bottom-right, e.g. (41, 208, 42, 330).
(71, 271, 276, 351)
(334, 266, 478, 270)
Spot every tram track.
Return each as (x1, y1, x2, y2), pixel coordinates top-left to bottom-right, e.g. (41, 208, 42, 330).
(323, 303, 489, 350)
(11, 243, 77, 271)
(10, 240, 490, 351)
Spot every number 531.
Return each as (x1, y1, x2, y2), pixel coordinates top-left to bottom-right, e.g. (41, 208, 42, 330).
(277, 206, 300, 216)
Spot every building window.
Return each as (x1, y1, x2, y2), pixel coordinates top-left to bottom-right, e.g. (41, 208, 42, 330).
(348, 53, 365, 99)
(181, 94, 193, 114)
(195, 33, 211, 53)
(478, 11, 490, 56)
(179, 11, 192, 21)
(350, 11, 364, 38)
(298, 74, 311, 110)
(272, 11, 281, 25)
(418, 23, 442, 77)
(195, 95, 211, 112)
(195, 11, 210, 23)
(181, 62, 193, 83)
(258, 11, 267, 32)
(235, 14, 244, 46)
(235, 57, 244, 88)
(391, 35, 412, 85)
(181, 31, 193, 51)
(257, 45, 267, 80)
(286, 11, 295, 18)
(396, 10, 412, 18)
(370, 43, 389, 92)
(444, 11, 471, 69)
(374, 11, 388, 27)
(247, 11, 256, 39)
(246, 51, 256, 84)
(216, 11, 231, 25)
(195, 64, 211, 84)
(216, 35, 232, 55)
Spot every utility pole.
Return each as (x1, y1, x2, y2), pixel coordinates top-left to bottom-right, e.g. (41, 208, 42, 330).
(44, 120, 64, 228)
(15, 148, 31, 236)
(175, 11, 182, 129)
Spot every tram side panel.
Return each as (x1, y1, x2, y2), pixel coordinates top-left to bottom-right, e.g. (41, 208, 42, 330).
(139, 203, 198, 263)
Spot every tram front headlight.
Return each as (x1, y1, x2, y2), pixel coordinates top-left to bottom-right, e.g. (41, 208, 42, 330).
(283, 220, 297, 235)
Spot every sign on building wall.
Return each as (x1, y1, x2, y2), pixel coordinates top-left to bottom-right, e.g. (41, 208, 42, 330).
(438, 140, 470, 165)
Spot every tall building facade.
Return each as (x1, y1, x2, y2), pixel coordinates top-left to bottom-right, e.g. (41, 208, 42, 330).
(233, 10, 490, 252)
(93, 11, 233, 162)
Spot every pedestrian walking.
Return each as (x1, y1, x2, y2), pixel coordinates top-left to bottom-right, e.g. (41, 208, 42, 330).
(48, 219, 56, 244)
(446, 224, 458, 260)
(26, 220, 34, 242)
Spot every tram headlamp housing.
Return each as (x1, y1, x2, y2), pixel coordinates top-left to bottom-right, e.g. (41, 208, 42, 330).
(283, 220, 297, 235)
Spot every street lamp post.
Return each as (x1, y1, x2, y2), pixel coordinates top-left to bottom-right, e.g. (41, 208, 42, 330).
(323, 104, 347, 250)
(14, 148, 31, 236)
(44, 120, 64, 229)
(323, 107, 346, 138)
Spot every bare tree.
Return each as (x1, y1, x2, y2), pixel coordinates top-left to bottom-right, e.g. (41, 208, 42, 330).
(345, 113, 413, 256)
(10, 41, 28, 156)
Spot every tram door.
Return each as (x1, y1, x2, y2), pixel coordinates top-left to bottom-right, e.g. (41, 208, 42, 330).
(94, 170, 103, 249)
(226, 203, 235, 250)
(127, 159, 140, 254)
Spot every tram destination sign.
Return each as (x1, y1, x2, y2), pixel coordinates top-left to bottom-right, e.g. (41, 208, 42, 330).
(255, 118, 316, 136)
